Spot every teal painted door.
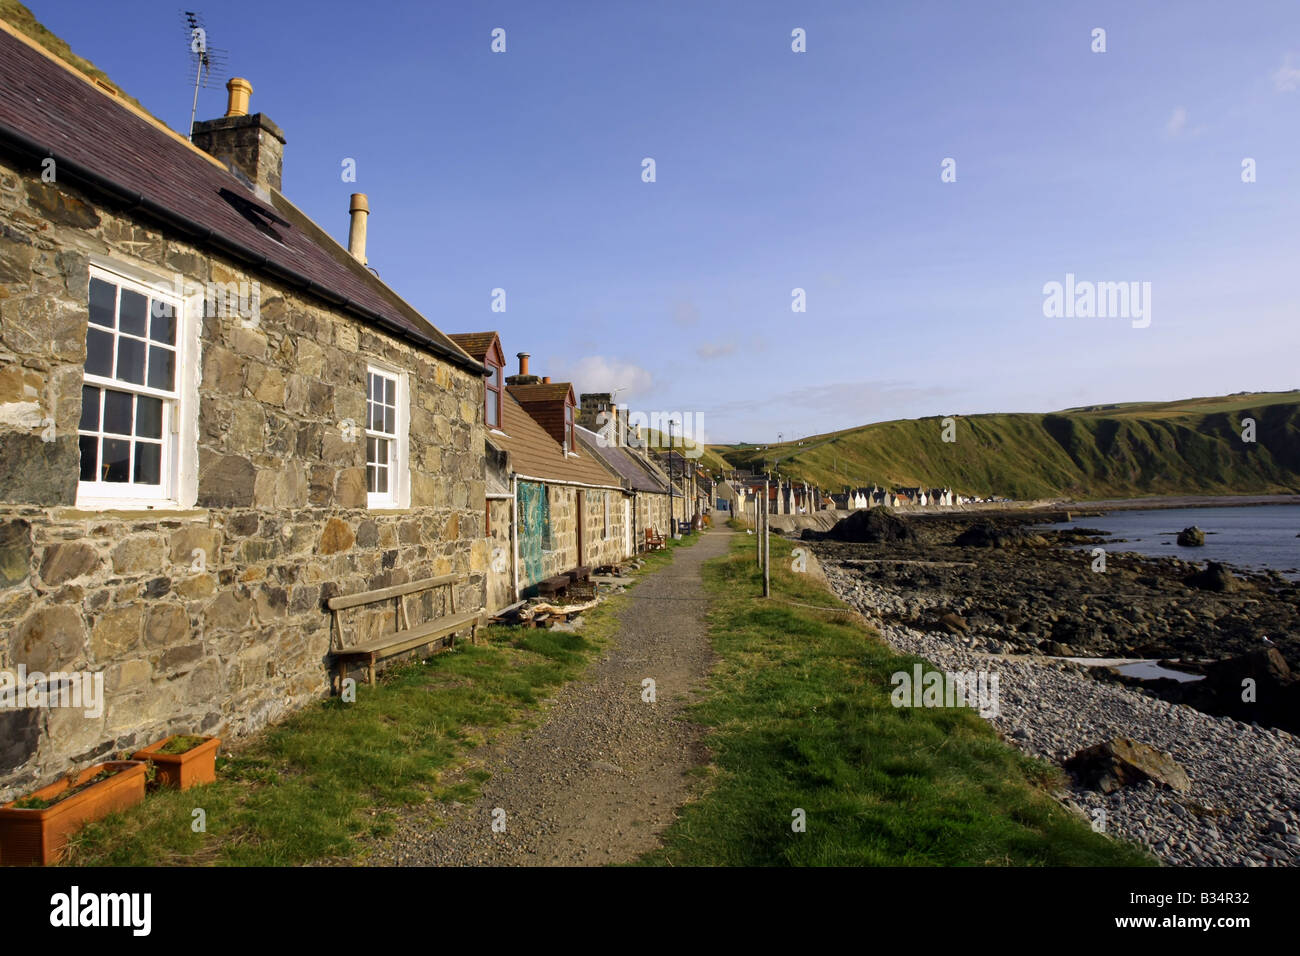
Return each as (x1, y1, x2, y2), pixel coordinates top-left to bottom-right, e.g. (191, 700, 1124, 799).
(517, 481, 547, 587)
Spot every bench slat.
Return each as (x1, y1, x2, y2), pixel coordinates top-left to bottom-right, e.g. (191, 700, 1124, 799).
(327, 574, 465, 611)
(332, 611, 483, 658)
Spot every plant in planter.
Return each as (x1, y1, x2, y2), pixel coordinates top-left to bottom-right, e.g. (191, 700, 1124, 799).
(0, 761, 148, 865)
(131, 734, 221, 791)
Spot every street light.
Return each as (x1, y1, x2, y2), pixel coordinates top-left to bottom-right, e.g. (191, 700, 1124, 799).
(667, 420, 676, 536)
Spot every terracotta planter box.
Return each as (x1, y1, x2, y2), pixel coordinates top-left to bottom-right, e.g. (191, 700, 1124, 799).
(132, 735, 221, 790)
(0, 761, 147, 866)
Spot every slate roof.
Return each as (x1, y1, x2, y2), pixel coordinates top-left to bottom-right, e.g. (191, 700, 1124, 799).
(447, 332, 499, 362)
(0, 22, 482, 374)
(574, 425, 670, 494)
(508, 382, 574, 404)
(490, 393, 621, 487)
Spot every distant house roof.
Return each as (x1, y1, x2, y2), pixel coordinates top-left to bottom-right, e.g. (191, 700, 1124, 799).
(508, 382, 574, 405)
(0, 22, 483, 375)
(574, 425, 669, 494)
(489, 392, 620, 487)
(448, 332, 502, 364)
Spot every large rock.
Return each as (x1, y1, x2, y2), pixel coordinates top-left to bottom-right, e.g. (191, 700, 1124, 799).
(954, 521, 1047, 548)
(1176, 526, 1205, 547)
(1184, 561, 1242, 593)
(1178, 648, 1300, 734)
(1064, 737, 1191, 793)
(824, 507, 917, 544)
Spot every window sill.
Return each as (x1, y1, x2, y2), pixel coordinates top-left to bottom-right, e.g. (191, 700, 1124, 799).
(59, 505, 207, 519)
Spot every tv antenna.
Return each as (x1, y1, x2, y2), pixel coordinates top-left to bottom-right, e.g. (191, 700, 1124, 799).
(182, 11, 229, 141)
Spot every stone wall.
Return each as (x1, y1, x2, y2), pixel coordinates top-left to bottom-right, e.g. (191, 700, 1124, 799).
(0, 158, 486, 799)
(485, 497, 513, 612)
(579, 488, 629, 568)
(636, 492, 670, 549)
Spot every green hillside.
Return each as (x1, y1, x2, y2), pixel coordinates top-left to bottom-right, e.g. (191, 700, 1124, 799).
(711, 391, 1300, 500)
(643, 428, 733, 474)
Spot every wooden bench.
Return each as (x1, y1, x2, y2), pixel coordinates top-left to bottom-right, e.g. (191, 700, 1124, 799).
(328, 574, 482, 687)
(645, 527, 666, 551)
(567, 566, 591, 584)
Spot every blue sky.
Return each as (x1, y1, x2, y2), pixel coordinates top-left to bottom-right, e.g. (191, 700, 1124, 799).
(27, 0, 1300, 442)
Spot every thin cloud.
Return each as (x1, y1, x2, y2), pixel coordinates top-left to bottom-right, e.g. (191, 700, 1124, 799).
(696, 342, 735, 360)
(1165, 106, 1188, 137)
(1274, 56, 1300, 92)
(553, 355, 654, 401)
(1164, 106, 1205, 139)
(672, 300, 700, 326)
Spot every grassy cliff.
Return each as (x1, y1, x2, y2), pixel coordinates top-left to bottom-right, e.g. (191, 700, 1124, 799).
(711, 391, 1300, 500)
(0, 1, 153, 117)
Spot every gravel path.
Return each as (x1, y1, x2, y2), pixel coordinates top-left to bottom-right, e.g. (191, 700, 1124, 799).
(821, 558, 1300, 868)
(368, 531, 729, 866)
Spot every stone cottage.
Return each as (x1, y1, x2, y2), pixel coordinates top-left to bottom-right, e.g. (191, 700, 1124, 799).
(448, 335, 627, 610)
(573, 394, 671, 550)
(0, 22, 487, 798)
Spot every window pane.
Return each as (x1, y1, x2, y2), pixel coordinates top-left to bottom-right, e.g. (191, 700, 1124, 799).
(103, 390, 132, 435)
(384, 405, 395, 434)
(374, 463, 388, 494)
(85, 328, 114, 377)
(136, 395, 162, 439)
(89, 278, 116, 328)
(80, 386, 100, 431)
(116, 337, 146, 385)
(366, 463, 377, 494)
(102, 437, 130, 482)
(370, 400, 383, 432)
(147, 346, 175, 391)
(79, 435, 98, 482)
(150, 300, 175, 344)
(384, 377, 395, 406)
(368, 374, 379, 402)
(486, 396, 499, 428)
(134, 442, 161, 485)
(119, 288, 147, 336)
(374, 437, 388, 466)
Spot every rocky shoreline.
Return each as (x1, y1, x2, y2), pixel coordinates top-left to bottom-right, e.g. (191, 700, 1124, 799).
(808, 510, 1299, 867)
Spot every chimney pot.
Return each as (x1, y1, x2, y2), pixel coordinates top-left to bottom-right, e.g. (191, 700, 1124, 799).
(517, 352, 530, 376)
(225, 77, 253, 117)
(542, 376, 551, 384)
(348, 193, 369, 264)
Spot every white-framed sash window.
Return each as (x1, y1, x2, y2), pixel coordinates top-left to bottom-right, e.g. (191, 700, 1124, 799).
(78, 264, 195, 509)
(365, 365, 410, 509)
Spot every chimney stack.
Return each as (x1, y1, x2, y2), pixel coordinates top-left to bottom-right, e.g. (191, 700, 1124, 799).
(348, 193, 369, 264)
(191, 77, 287, 193)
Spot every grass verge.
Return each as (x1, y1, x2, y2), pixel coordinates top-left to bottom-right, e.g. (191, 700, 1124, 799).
(639, 533, 1156, 866)
(62, 542, 695, 867)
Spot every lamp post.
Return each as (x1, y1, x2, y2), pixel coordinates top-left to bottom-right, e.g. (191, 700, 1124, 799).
(667, 420, 675, 536)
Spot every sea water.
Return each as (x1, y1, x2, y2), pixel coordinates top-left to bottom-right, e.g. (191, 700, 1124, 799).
(1041, 504, 1300, 580)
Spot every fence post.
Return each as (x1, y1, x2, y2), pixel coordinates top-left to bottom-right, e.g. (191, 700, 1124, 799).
(762, 479, 770, 598)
